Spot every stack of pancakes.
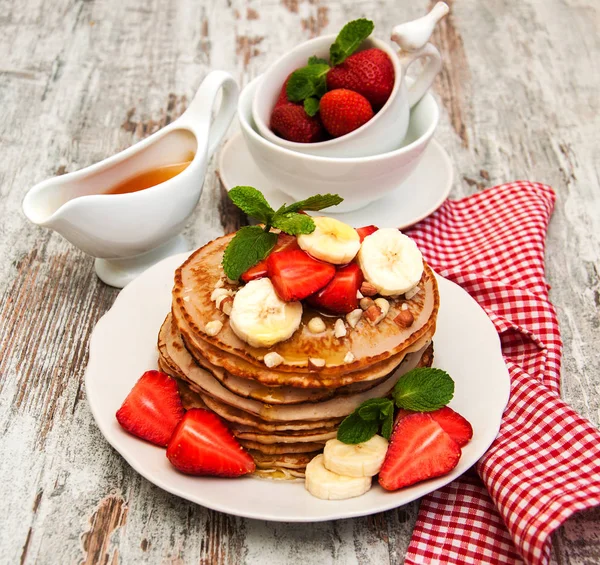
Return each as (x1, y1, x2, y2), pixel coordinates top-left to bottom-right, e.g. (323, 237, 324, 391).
(158, 233, 439, 479)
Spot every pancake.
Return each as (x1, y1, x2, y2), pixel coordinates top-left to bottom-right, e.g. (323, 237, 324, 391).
(172, 232, 439, 376)
(230, 427, 337, 444)
(250, 450, 318, 470)
(163, 312, 432, 421)
(239, 439, 326, 454)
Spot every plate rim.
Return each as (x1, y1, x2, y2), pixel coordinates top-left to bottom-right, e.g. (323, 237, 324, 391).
(84, 252, 509, 522)
(217, 131, 453, 231)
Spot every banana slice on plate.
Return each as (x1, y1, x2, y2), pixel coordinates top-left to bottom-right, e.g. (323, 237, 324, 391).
(358, 228, 424, 296)
(323, 435, 389, 478)
(305, 454, 372, 500)
(229, 278, 302, 348)
(297, 217, 361, 265)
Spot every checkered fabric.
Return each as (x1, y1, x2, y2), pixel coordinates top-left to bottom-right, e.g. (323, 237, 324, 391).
(403, 182, 600, 565)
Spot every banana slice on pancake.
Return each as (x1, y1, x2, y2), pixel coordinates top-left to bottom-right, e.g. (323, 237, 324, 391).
(229, 278, 302, 348)
(297, 217, 360, 265)
(305, 454, 372, 500)
(358, 229, 424, 296)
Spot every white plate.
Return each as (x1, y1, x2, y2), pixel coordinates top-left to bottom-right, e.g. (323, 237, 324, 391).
(85, 253, 509, 522)
(217, 132, 453, 229)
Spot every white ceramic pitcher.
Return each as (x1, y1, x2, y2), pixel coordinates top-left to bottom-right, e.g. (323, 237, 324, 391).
(22, 70, 238, 288)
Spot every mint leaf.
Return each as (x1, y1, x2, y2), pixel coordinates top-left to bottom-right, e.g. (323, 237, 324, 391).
(381, 410, 394, 440)
(286, 63, 330, 103)
(283, 193, 343, 213)
(271, 212, 315, 235)
(393, 368, 455, 412)
(304, 97, 320, 117)
(358, 398, 394, 421)
(222, 226, 277, 280)
(330, 19, 374, 66)
(228, 186, 275, 225)
(308, 55, 329, 66)
(337, 412, 379, 445)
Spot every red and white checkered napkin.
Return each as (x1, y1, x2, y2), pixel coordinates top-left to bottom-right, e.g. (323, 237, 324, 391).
(403, 181, 600, 565)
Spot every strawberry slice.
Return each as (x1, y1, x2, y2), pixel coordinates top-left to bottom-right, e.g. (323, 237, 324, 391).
(356, 225, 379, 242)
(241, 234, 300, 283)
(378, 413, 461, 491)
(267, 249, 335, 301)
(166, 409, 256, 477)
(429, 407, 473, 447)
(307, 263, 364, 314)
(116, 370, 185, 447)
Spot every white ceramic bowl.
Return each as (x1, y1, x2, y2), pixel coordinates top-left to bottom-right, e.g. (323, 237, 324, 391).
(253, 36, 410, 158)
(240, 76, 439, 213)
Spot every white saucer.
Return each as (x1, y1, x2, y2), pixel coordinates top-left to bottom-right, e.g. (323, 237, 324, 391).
(218, 132, 453, 229)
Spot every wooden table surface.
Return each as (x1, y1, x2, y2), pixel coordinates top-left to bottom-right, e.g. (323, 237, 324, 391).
(2, 0, 599, 563)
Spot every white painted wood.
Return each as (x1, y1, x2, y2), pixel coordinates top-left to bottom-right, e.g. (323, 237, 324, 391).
(0, 0, 598, 563)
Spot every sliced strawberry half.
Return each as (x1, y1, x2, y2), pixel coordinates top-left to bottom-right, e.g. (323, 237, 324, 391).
(356, 225, 379, 242)
(428, 407, 473, 447)
(241, 234, 300, 283)
(166, 409, 256, 477)
(267, 249, 335, 301)
(116, 370, 185, 447)
(378, 413, 461, 491)
(307, 263, 364, 314)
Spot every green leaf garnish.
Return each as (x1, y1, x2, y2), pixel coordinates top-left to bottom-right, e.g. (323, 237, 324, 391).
(393, 368, 455, 412)
(222, 187, 343, 279)
(303, 97, 320, 117)
(227, 186, 275, 225)
(286, 63, 330, 103)
(283, 193, 343, 213)
(308, 55, 328, 66)
(337, 411, 380, 445)
(222, 226, 278, 281)
(330, 18, 374, 66)
(337, 398, 394, 444)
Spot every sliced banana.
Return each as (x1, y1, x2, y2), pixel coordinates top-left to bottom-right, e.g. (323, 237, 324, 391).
(229, 278, 302, 348)
(297, 217, 361, 265)
(358, 229, 424, 296)
(323, 435, 389, 478)
(305, 454, 372, 500)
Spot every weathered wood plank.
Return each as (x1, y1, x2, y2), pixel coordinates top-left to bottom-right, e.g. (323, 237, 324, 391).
(0, 0, 598, 563)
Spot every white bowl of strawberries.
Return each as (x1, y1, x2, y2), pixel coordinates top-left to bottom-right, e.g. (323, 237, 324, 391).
(252, 14, 445, 158)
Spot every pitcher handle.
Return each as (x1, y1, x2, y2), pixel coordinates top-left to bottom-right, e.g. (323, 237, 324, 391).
(176, 70, 239, 159)
(396, 43, 443, 108)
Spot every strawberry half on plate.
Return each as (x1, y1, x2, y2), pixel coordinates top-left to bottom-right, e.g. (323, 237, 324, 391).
(116, 370, 185, 447)
(167, 409, 256, 477)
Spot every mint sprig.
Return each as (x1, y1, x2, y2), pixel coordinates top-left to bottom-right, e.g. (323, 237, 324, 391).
(336, 368, 455, 445)
(222, 187, 343, 280)
(330, 19, 374, 66)
(286, 19, 374, 109)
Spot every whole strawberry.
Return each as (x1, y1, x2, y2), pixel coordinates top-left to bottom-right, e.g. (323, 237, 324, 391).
(271, 103, 327, 143)
(327, 48, 395, 110)
(319, 89, 374, 138)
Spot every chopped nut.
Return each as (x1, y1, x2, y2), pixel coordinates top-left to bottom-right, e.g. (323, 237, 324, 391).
(356, 290, 364, 299)
(205, 320, 223, 336)
(405, 285, 421, 300)
(211, 287, 233, 302)
(346, 308, 363, 328)
(344, 351, 355, 363)
(214, 279, 224, 289)
(374, 297, 390, 318)
(360, 281, 378, 296)
(360, 297, 375, 311)
(394, 309, 415, 328)
(365, 304, 384, 325)
(264, 351, 284, 368)
(334, 318, 347, 338)
(401, 303, 409, 311)
(308, 357, 326, 371)
(218, 295, 233, 315)
(307, 316, 326, 334)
